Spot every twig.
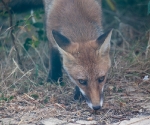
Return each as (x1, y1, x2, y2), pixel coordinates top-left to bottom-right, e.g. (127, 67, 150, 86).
(1, 0, 24, 70)
(13, 59, 37, 86)
(146, 31, 150, 59)
(54, 103, 66, 110)
(34, 47, 48, 74)
(110, 115, 129, 121)
(1, 67, 18, 84)
(2, 59, 33, 93)
(126, 116, 150, 125)
(24, 93, 35, 100)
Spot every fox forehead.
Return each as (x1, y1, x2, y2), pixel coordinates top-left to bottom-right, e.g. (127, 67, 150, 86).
(71, 61, 109, 78)
(64, 42, 110, 79)
(72, 65, 107, 79)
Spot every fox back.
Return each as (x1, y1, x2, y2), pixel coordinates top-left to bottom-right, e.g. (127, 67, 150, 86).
(43, 0, 112, 110)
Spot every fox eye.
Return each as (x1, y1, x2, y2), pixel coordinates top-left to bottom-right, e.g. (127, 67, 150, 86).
(98, 76, 105, 83)
(78, 79, 87, 85)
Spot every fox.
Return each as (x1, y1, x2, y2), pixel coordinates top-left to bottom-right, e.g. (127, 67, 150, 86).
(43, 0, 112, 110)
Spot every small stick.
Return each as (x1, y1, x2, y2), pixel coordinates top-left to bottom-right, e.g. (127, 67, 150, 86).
(146, 31, 150, 59)
(111, 115, 129, 121)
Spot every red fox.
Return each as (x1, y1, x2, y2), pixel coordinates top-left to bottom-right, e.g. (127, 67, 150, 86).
(43, 0, 112, 110)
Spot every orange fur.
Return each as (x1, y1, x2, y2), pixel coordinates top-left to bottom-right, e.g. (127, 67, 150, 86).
(44, 0, 103, 44)
(43, 0, 112, 110)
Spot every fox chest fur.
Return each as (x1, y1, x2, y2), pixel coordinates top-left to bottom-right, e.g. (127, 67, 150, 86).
(43, 0, 112, 110)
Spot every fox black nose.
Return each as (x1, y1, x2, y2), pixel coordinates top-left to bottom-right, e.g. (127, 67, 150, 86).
(93, 106, 101, 110)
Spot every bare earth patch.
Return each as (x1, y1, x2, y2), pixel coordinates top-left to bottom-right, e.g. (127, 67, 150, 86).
(0, 57, 150, 125)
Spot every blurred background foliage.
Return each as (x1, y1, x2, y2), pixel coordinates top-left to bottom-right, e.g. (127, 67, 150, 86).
(0, 0, 149, 48)
(0, 0, 150, 79)
(0, 0, 149, 77)
(103, 0, 150, 30)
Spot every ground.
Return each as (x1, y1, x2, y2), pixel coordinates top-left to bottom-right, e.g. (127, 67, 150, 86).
(0, 1, 150, 125)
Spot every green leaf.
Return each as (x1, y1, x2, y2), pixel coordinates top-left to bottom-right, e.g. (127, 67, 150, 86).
(44, 96, 49, 104)
(0, 94, 14, 102)
(24, 38, 32, 51)
(36, 29, 47, 41)
(32, 22, 43, 28)
(31, 94, 39, 100)
(31, 40, 40, 48)
(9, 96, 14, 100)
(16, 20, 24, 26)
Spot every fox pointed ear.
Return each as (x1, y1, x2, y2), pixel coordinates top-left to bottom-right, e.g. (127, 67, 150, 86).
(52, 30, 71, 50)
(52, 30, 76, 64)
(97, 30, 112, 56)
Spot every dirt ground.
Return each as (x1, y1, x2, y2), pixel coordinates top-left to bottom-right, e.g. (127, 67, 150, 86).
(0, 1, 150, 125)
(0, 59, 150, 125)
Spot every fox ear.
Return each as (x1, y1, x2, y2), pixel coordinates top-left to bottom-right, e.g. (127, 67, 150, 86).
(97, 30, 112, 56)
(52, 30, 71, 50)
(52, 30, 75, 64)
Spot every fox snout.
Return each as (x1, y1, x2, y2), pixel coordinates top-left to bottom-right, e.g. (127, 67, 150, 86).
(84, 91, 104, 110)
(74, 86, 104, 110)
(85, 97, 102, 110)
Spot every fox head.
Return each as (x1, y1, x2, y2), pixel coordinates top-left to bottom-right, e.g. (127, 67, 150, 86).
(52, 30, 112, 110)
